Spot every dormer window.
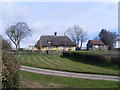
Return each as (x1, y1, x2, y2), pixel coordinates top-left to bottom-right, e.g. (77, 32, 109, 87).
(48, 41, 52, 46)
(48, 41, 51, 44)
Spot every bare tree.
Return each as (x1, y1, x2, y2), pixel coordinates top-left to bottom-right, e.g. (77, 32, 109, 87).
(6, 22, 31, 50)
(66, 25, 87, 49)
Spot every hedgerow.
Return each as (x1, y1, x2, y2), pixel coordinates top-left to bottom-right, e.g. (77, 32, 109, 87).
(63, 51, 119, 64)
(2, 51, 20, 89)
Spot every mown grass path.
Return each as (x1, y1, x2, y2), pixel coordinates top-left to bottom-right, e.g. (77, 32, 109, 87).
(18, 54, 118, 76)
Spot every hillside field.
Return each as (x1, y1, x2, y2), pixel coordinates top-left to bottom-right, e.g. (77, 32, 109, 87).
(18, 52, 118, 76)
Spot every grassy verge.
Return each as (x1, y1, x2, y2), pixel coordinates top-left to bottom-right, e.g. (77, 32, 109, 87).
(18, 53, 118, 76)
(21, 71, 119, 88)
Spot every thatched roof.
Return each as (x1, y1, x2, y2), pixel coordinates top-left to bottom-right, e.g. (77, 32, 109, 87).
(36, 35, 76, 47)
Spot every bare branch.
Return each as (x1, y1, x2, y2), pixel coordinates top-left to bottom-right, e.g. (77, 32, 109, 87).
(5, 22, 31, 50)
(66, 25, 87, 49)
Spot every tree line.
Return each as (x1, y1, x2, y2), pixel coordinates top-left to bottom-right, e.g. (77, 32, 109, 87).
(3, 22, 119, 50)
(66, 26, 119, 50)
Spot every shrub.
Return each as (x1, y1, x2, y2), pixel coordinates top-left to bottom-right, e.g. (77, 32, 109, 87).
(111, 53, 120, 64)
(18, 48, 24, 51)
(1, 35, 12, 50)
(2, 51, 20, 88)
(63, 51, 118, 64)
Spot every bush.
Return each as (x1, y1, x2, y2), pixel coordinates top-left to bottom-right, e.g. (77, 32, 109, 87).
(1, 36, 12, 50)
(18, 48, 24, 51)
(63, 51, 118, 64)
(2, 51, 20, 88)
(111, 54, 120, 64)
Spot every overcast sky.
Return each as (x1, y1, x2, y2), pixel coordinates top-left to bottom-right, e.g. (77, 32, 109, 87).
(1, 1, 118, 48)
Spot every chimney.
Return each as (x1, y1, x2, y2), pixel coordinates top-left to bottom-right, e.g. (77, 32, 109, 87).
(54, 32, 57, 36)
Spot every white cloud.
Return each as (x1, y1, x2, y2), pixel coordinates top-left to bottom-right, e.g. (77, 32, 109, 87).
(16, 6, 32, 17)
(2, 2, 33, 23)
(1, 2, 118, 48)
(29, 21, 47, 30)
(1, 0, 119, 2)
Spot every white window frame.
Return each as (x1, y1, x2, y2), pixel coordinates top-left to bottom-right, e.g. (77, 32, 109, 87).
(58, 46, 64, 49)
(94, 45, 99, 48)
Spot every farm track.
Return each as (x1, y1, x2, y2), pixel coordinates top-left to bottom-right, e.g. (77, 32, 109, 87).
(21, 65, 119, 82)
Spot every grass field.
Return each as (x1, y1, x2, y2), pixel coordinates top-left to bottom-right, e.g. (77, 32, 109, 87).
(18, 53, 118, 76)
(21, 71, 119, 88)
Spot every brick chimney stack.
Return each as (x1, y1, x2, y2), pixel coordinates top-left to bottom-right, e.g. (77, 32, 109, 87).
(54, 32, 57, 36)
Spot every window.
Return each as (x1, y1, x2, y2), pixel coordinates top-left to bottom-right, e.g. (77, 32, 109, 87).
(59, 46, 64, 49)
(67, 47, 72, 51)
(94, 45, 99, 48)
(29, 45, 36, 50)
(48, 41, 51, 44)
(32, 47, 34, 49)
(48, 47, 53, 49)
(68, 47, 72, 49)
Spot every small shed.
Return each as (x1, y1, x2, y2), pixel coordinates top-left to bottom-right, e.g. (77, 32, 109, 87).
(29, 45, 37, 51)
(86, 40, 108, 50)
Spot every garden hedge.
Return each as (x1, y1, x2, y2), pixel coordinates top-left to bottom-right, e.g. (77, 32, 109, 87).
(2, 50, 20, 89)
(63, 51, 119, 64)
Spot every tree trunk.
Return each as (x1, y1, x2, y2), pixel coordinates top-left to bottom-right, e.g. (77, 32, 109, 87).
(18, 43, 20, 49)
(80, 41, 83, 49)
(18, 41, 20, 49)
(76, 41, 79, 47)
(15, 44, 18, 50)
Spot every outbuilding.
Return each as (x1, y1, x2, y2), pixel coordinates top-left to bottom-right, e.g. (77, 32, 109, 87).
(86, 40, 108, 50)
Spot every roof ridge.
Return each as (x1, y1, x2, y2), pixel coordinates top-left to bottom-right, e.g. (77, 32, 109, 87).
(37, 35, 76, 46)
(41, 35, 67, 37)
(89, 40, 104, 45)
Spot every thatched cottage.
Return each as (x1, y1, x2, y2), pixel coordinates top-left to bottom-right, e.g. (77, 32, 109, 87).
(35, 32, 76, 51)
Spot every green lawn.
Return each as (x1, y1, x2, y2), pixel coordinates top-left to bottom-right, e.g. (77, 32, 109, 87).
(21, 71, 119, 88)
(18, 53, 118, 76)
